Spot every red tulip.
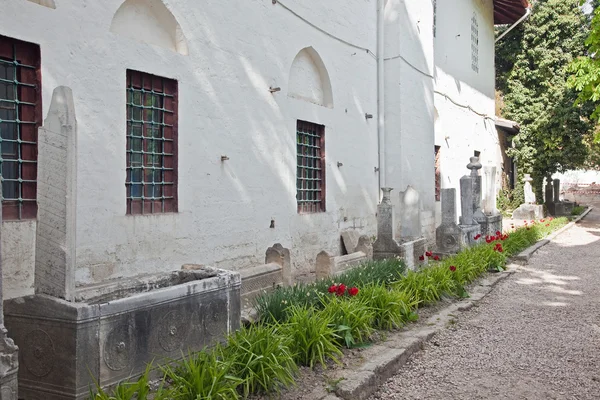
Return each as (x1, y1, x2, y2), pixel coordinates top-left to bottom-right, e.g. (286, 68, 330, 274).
(348, 287, 359, 296)
(419, 255, 425, 261)
(433, 255, 440, 261)
(425, 251, 433, 257)
(449, 266, 456, 272)
(336, 284, 347, 296)
(328, 285, 337, 293)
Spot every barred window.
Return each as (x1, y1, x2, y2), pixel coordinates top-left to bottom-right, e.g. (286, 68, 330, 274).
(435, 146, 441, 202)
(0, 35, 41, 220)
(471, 12, 479, 73)
(433, 0, 437, 38)
(296, 120, 325, 213)
(126, 70, 177, 215)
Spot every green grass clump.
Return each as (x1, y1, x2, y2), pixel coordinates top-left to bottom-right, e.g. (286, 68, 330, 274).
(162, 348, 242, 400)
(571, 205, 586, 215)
(320, 295, 376, 348)
(281, 305, 343, 368)
(222, 324, 296, 397)
(356, 284, 417, 329)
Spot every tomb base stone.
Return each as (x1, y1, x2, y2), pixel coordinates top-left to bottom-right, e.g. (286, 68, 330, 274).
(459, 224, 481, 246)
(512, 204, 544, 220)
(474, 214, 503, 238)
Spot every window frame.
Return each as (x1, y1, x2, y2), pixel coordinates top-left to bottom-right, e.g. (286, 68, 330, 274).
(0, 35, 42, 221)
(125, 69, 178, 216)
(471, 12, 479, 73)
(296, 120, 326, 214)
(435, 145, 441, 202)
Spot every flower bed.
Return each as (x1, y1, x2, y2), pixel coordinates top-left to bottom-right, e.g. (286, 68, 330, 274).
(90, 217, 568, 400)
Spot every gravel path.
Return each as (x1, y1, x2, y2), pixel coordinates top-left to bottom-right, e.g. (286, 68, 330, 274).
(370, 207, 600, 400)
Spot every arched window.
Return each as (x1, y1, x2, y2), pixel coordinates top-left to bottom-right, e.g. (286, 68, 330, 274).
(471, 12, 479, 73)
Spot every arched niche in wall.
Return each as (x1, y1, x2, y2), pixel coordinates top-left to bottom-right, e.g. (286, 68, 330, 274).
(110, 0, 189, 55)
(26, 0, 56, 9)
(288, 47, 333, 108)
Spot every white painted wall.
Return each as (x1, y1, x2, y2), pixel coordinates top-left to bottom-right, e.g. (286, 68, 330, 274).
(1, 0, 379, 293)
(384, 0, 436, 241)
(433, 0, 502, 225)
(0, 0, 504, 298)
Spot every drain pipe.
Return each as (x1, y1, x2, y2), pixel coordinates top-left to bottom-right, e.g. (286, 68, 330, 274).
(495, 7, 532, 43)
(377, 0, 386, 194)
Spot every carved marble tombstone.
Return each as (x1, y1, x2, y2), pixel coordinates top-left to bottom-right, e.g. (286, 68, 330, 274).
(436, 188, 468, 254)
(373, 188, 404, 260)
(524, 174, 536, 204)
(0, 186, 19, 400)
(458, 159, 481, 244)
(399, 185, 421, 238)
(473, 162, 502, 236)
(513, 174, 544, 220)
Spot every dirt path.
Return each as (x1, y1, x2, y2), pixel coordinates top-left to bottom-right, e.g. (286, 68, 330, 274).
(370, 208, 600, 400)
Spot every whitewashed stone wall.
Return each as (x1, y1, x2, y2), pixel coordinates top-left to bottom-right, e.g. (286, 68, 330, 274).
(0, 0, 503, 297)
(433, 0, 503, 227)
(0, 0, 379, 292)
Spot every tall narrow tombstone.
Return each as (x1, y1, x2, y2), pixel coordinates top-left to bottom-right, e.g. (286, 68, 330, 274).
(373, 188, 404, 260)
(545, 179, 555, 215)
(35, 87, 77, 301)
(399, 185, 421, 238)
(553, 179, 561, 203)
(436, 188, 468, 254)
(483, 166, 499, 214)
(0, 186, 20, 399)
(459, 176, 475, 226)
(468, 157, 485, 219)
(513, 174, 544, 220)
(523, 174, 535, 204)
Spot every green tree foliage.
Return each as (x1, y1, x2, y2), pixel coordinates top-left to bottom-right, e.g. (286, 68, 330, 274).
(568, 0, 600, 143)
(497, 0, 595, 196)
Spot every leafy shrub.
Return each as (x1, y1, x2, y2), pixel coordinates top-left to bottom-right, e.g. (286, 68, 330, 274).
(571, 205, 586, 215)
(281, 305, 342, 368)
(320, 296, 376, 348)
(222, 324, 296, 397)
(89, 365, 164, 400)
(162, 347, 242, 400)
(497, 183, 524, 217)
(356, 284, 417, 329)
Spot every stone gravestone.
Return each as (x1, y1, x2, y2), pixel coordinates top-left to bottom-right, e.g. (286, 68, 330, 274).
(512, 174, 544, 220)
(474, 163, 502, 236)
(265, 243, 292, 286)
(399, 185, 421, 238)
(34, 86, 77, 301)
(341, 230, 360, 254)
(373, 188, 404, 260)
(0, 186, 19, 400)
(524, 174, 536, 204)
(545, 179, 555, 215)
(458, 158, 481, 244)
(483, 166, 500, 215)
(552, 178, 567, 216)
(436, 188, 469, 255)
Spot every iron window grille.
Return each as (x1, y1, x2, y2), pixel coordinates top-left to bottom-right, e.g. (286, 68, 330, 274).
(296, 120, 325, 213)
(471, 13, 479, 73)
(0, 36, 41, 220)
(435, 145, 441, 202)
(126, 70, 178, 215)
(433, 0, 437, 38)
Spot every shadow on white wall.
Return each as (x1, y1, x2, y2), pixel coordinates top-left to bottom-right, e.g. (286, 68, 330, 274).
(26, 0, 56, 9)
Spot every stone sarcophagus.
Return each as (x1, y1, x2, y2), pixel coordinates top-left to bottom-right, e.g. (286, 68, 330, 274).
(5, 268, 241, 400)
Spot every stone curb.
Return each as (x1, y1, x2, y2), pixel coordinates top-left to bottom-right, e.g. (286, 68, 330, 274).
(512, 206, 593, 264)
(326, 269, 514, 400)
